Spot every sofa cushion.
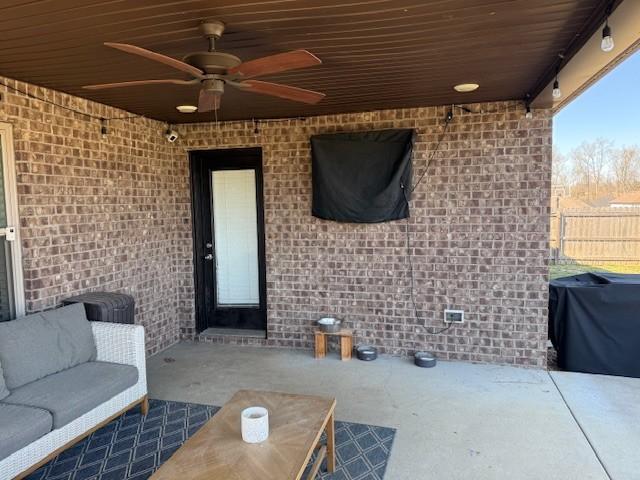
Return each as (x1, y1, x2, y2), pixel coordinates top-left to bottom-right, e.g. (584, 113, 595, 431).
(41, 303, 97, 364)
(0, 313, 56, 389)
(0, 402, 53, 461)
(0, 304, 97, 389)
(2, 361, 138, 429)
(0, 360, 8, 400)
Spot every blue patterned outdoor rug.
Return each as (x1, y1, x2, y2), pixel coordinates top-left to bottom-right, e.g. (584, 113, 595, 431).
(26, 399, 395, 480)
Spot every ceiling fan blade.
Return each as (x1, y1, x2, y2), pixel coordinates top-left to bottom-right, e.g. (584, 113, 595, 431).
(104, 42, 204, 78)
(238, 80, 325, 104)
(228, 50, 321, 79)
(83, 79, 197, 90)
(198, 89, 221, 112)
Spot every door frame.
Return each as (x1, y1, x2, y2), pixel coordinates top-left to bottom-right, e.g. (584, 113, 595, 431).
(0, 122, 25, 318)
(189, 147, 267, 334)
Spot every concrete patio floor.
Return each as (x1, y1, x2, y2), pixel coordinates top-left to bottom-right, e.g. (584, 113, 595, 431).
(147, 342, 639, 480)
(549, 371, 640, 480)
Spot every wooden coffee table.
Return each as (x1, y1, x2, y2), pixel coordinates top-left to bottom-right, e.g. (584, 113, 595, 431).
(150, 390, 336, 480)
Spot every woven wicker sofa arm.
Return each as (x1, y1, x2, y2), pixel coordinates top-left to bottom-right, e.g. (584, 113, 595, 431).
(91, 322, 147, 389)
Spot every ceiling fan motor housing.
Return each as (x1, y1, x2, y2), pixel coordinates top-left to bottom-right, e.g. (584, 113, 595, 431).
(183, 52, 242, 75)
(182, 20, 242, 75)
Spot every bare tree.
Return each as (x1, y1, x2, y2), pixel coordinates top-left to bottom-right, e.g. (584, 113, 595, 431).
(570, 138, 613, 200)
(552, 150, 571, 188)
(611, 145, 640, 193)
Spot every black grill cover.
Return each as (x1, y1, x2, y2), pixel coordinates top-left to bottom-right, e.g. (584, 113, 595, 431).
(311, 129, 414, 223)
(549, 273, 640, 378)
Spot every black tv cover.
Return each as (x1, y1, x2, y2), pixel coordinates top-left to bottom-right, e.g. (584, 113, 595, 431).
(549, 273, 640, 378)
(311, 129, 415, 223)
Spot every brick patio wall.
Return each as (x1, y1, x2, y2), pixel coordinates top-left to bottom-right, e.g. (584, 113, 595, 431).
(1, 76, 552, 366)
(0, 77, 188, 355)
(177, 102, 552, 367)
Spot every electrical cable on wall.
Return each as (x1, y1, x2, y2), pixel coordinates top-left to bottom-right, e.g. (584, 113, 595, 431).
(401, 105, 476, 335)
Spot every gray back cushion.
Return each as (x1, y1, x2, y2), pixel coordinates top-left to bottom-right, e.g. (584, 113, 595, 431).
(0, 304, 97, 390)
(41, 303, 97, 365)
(0, 360, 9, 400)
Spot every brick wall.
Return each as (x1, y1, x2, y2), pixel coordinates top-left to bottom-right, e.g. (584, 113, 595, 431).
(0, 77, 188, 354)
(177, 102, 552, 367)
(1, 75, 551, 366)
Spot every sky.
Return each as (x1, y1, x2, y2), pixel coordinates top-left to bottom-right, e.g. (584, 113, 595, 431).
(553, 49, 640, 156)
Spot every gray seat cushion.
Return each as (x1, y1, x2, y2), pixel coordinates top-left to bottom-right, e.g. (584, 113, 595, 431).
(0, 402, 53, 460)
(0, 304, 97, 389)
(2, 362, 138, 429)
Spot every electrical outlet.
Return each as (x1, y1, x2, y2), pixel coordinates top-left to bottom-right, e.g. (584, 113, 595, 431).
(444, 309, 464, 323)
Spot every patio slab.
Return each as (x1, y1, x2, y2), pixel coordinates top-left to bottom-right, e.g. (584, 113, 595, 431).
(147, 343, 608, 480)
(550, 371, 640, 480)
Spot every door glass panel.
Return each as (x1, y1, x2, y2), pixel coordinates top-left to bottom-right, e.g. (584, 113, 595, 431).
(211, 169, 260, 306)
(0, 138, 15, 321)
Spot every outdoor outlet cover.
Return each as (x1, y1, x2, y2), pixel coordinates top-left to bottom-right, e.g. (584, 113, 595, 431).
(444, 309, 464, 323)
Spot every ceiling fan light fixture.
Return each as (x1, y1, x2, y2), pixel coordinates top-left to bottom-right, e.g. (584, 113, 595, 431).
(453, 83, 479, 93)
(176, 105, 198, 113)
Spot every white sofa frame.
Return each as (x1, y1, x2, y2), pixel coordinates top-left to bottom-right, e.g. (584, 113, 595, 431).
(0, 322, 148, 480)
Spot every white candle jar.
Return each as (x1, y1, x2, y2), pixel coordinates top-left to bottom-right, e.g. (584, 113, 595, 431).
(241, 406, 269, 443)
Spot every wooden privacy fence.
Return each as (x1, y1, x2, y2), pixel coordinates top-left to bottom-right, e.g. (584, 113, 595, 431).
(550, 208, 640, 264)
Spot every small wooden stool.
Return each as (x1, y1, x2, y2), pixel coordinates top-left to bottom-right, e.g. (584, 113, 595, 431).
(314, 329, 353, 361)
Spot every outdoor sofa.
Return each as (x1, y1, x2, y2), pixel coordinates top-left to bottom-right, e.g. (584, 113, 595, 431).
(0, 303, 147, 479)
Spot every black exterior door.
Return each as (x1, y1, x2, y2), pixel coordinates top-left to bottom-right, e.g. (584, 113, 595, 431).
(190, 148, 267, 332)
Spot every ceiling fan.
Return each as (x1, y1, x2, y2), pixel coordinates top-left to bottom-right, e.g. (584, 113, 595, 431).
(83, 20, 325, 112)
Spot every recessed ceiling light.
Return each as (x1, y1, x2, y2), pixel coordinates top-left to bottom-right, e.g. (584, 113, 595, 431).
(176, 105, 198, 113)
(453, 83, 479, 93)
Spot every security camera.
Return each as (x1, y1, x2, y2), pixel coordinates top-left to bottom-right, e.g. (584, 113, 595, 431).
(165, 128, 179, 143)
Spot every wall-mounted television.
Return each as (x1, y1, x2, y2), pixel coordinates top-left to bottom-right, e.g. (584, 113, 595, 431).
(310, 129, 415, 223)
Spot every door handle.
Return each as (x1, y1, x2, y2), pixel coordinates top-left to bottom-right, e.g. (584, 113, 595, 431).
(204, 254, 214, 261)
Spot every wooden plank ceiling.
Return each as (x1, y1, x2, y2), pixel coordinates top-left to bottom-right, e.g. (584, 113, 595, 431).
(0, 0, 615, 123)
